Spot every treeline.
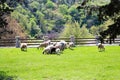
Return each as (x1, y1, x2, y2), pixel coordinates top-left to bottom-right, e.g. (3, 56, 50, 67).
(10, 0, 110, 38)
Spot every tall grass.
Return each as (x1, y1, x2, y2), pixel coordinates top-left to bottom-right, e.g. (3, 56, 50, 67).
(0, 46, 120, 80)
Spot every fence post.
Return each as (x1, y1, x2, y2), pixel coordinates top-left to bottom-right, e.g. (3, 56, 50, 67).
(70, 35, 75, 44)
(15, 36, 21, 48)
(43, 36, 48, 42)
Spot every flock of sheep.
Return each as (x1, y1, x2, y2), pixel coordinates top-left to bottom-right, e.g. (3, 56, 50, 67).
(20, 40, 75, 55)
(20, 39, 105, 54)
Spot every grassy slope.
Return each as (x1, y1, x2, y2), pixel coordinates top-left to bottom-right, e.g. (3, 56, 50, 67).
(0, 46, 120, 80)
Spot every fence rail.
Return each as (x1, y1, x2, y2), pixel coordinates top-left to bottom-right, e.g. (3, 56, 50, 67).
(0, 38, 120, 47)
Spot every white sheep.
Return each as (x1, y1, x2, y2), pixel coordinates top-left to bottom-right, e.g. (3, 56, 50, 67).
(37, 40, 51, 49)
(20, 43, 27, 51)
(56, 48, 61, 55)
(68, 42, 75, 49)
(42, 45, 54, 54)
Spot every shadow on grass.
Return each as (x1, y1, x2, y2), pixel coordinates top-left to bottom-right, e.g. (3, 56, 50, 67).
(0, 71, 16, 80)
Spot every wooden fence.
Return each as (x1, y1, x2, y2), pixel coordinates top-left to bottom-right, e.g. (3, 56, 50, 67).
(0, 38, 120, 47)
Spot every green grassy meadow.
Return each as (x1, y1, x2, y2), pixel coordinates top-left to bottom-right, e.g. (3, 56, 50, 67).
(0, 46, 120, 80)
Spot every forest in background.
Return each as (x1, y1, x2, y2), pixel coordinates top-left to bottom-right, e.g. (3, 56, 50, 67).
(10, 0, 112, 38)
(1, 0, 117, 39)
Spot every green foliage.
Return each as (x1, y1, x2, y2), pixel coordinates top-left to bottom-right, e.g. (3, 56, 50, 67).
(28, 1, 40, 12)
(80, 25, 93, 38)
(68, 5, 78, 14)
(36, 11, 44, 20)
(68, 5, 79, 18)
(90, 26, 98, 35)
(99, 0, 120, 43)
(30, 26, 41, 37)
(72, 21, 81, 38)
(0, 2, 13, 28)
(8, 0, 110, 38)
(61, 20, 93, 38)
(0, 0, 19, 39)
(90, 19, 114, 36)
(46, 0, 56, 9)
(11, 4, 43, 37)
(58, 4, 68, 15)
(60, 21, 73, 37)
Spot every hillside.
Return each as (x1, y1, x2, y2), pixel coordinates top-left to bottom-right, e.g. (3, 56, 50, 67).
(0, 16, 27, 39)
(10, 0, 110, 38)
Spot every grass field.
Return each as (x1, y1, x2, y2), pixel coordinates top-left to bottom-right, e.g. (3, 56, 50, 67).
(0, 46, 120, 80)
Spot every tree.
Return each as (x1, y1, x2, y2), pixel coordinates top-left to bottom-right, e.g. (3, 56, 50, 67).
(28, 1, 40, 12)
(60, 20, 81, 38)
(60, 20, 73, 37)
(0, 0, 13, 28)
(99, 0, 120, 44)
(30, 26, 40, 37)
(0, 0, 14, 39)
(80, 25, 93, 38)
(68, 5, 80, 21)
(46, 0, 56, 9)
(36, 11, 46, 33)
(77, 0, 120, 43)
(72, 21, 81, 38)
(61, 20, 93, 38)
(0, 0, 23, 39)
(0, 0, 23, 28)
(58, 4, 68, 15)
(90, 26, 98, 35)
(61, 21, 81, 38)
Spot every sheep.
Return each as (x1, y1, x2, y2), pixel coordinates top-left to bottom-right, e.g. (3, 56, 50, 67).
(98, 43, 105, 52)
(42, 44, 61, 55)
(20, 43, 27, 51)
(67, 42, 75, 49)
(60, 40, 67, 49)
(37, 40, 51, 49)
(42, 45, 54, 54)
(55, 48, 61, 55)
(50, 47, 61, 55)
(53, 40, 67, 51)
(42, 40, 67, 54)
(54, 42, 64, 51)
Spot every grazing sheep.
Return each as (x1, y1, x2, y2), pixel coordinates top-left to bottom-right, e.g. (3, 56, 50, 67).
(42, 40, 67, 54)
(50, 47, 61, 55)
(60, 40, 67, 49)
(37, 40, 51, 49)
(42, 45, 54, 54)
(20, 43, 27, 51)
(98, 43, 105, 52)
(50, 47, 56, 54)
(68, 42, 75, 49)
(42, 44, 61, 55)
(53, 40, 67, 51)
(54, 42, 64, 51)
(56, 48, 61, 55)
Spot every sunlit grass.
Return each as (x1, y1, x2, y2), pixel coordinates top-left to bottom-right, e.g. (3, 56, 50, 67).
(0, 46, 120, 80)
